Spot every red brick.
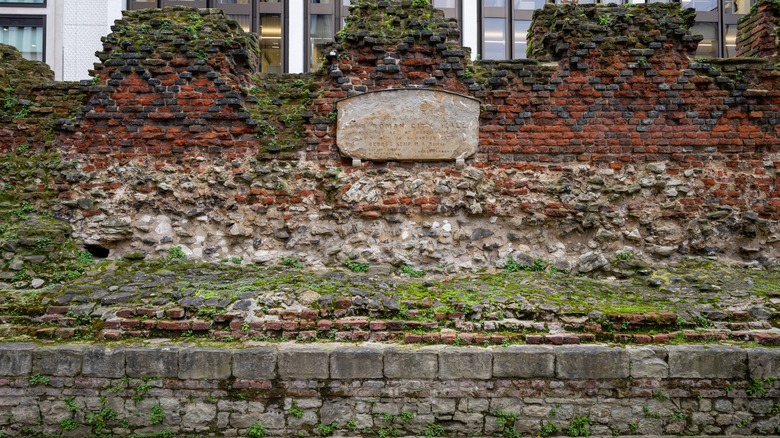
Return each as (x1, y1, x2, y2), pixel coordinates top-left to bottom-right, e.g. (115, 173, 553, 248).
(157, 320, 191, 331)
(164, 308, 186, 319)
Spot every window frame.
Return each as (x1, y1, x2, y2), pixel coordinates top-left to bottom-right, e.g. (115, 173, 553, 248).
(0, 13, 46, 62)
(0, 0, 46, 7)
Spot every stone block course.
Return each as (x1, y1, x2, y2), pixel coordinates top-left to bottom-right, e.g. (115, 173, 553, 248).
(32, 346, 84, 377)
(492, 346, 555, 378)
(125, 347, 179, 378)
(438, 348, 492, 379)
(384, 347, 439, 379)
(232, 347, 277, 380)
(555, 345, 630, 379)
(330, 346, 384, 379)
(668, 345, 747, 379)
(0, 343, 34, 376)
(278, 346, 329, 379)
(179, 348, 232, 380)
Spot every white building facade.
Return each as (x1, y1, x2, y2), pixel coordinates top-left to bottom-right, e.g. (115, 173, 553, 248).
(0, 0, 753, 81)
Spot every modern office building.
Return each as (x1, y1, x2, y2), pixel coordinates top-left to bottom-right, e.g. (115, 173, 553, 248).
(0, 0, 753, 80)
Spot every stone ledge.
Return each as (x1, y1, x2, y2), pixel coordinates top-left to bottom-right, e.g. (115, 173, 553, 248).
(0, 343, 775, 381)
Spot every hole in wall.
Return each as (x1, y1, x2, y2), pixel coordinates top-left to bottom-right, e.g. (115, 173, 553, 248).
(83, 244, 110, 259)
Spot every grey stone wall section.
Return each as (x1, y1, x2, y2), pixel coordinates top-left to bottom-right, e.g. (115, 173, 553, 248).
(748, 348, 780, 379)
(556, 346, 630, 379)
(628, 346, 669, 378)
(493, 346, 555, 378)
(384, 347, 438, 379)
(330, 347, 384, 379)
(668, 345, 747, 379)
(439, 348, 492, 379)
(278, 346, 329, 379)
(82, 347, 126, 378)
(232, 347, 277, 380)
(125, 347, 179, 378)
(0, 343, 34, 376)
(179, 348, 232, 380)
(32, 346, 85, 377)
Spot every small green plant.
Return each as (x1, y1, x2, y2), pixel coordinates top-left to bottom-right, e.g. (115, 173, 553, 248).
(59, 418, 78, 431)
(695, 56, 707, 63)
(540, 420, 561, 437)
(769, 403, 780, 414)
(495, 410, 521, 438)
(85, 397, 118, 434)
(91, 74, 100, 85)
(316, 422, 338, 436)
(16, 143, 29, 154)
(735, 417, 749, 428)
(725, 384, 734, 392)
(597, 14, 610, 25)
(412, 0, 429, 7)
(247, 422, 267, 438)
(400, 264, 425, 278)
(65, 397, 79, 412)
(149, 402, 165, 425)
(424, 423, 445, 437)
(399, 411, 414, 423)
(289, 400, 304, 418)
(345, 419, 357, 431)
(77, 250, 94, 265)
(280, 256, 304, 268)
(29, 374, 50, 386)
(628, 422, 638, 432)
(132, 378, 153, 402)
(747, 377, 776, 397)
(14, 201, 34, 219)
(636, 56, 647, 67)
(462, 69, 474, 79)
(566, 416, 592, 437)
(652, 390, 670, 401)
(230, 256, 242, 264)
(614, 251, 633, 261)
(695, 316, 714, 328)
(35, 237, 52, 250)
(166, 246, 186, 262)
(344, 260, 370, 272)
(504, 256, 546, 273)
(670, 410, 686, 421)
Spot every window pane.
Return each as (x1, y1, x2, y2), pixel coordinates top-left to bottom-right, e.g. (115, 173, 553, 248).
(484, 0, 506, 6)
(724, 24, 738, 57)
(216, 0, 249, 4)
(692, 22, 718, 58)
(310, 14, 333, 71)
(681, 0, 718, 11)
(433, 0, 456, 7)
(227, 14, 251, 32)
(0, 0, 45, 3)
(0, 21, 43, 61)
(483, 17, 506, 60)
(513, 20, 530, 59)
(725, 0, 749, 14)
(259, 14, 282, 73)
(311, 0, 333, 3)
(513, 0, 545, 9)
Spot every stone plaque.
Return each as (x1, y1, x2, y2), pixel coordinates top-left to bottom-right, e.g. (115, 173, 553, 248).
(336, 89, 480, 161)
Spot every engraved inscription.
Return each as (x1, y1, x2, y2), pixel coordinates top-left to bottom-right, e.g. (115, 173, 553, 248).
(336, 89, 480, 161)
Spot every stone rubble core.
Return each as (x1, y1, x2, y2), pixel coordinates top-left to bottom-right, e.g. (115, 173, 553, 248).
(0, 343, 778, 436)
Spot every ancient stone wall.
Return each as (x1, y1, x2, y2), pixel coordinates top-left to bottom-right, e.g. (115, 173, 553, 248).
(1, 343, 778, 437)
(0, 0, 779, 279)
(736, 0, 780, 59)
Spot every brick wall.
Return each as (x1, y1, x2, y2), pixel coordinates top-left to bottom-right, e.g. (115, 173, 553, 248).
(736, 0, 780, 59)
(0, 343, 778, 436)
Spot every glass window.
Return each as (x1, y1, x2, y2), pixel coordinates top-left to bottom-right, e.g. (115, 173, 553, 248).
(0, 16, 44, 61)
(311, 0, 333, 3)
(483, 17, 506, 60)
(433, 0, 456, 7)
(0, 0, 45, 4)
(259, 14, 282, 73)
(484, 0, 506, 6)
(310, 14, 333, 71)
(724, 24, 738, 57)
(513, 0, 545, 9)
(513, 20, 530, 59)
(682, 0, 718, 12)
(216, 0, 249, 3)
(725, 0, 750, 14)
(691, 22, 718, 58)
(227, 14, 251, 32)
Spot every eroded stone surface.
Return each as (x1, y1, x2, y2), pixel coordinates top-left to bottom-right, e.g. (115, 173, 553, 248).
(336, 89, 480, 161)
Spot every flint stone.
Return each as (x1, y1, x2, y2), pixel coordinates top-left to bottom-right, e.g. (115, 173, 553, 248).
(628, 346, 668, 378)
(578, 252, 608, 273)
(330, 346, 384, 379)
(232, 347, 277, 379)
(278, 346, 329, 379)
(336, 89, 480, 161)
(439, 348, 492, 379)
(0, 343, 34, 376)
(668, 345, 746, 378)
(556, 346, 630, 379)
(82, 347, 126, 378)
(179, 348, 231, 380)
(492, 346, 555, 378)
(748, 348, 780, 379)
(384, 348, 438, 379)
(125, 347, 179, 378)
(32, 346, 85, 376)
